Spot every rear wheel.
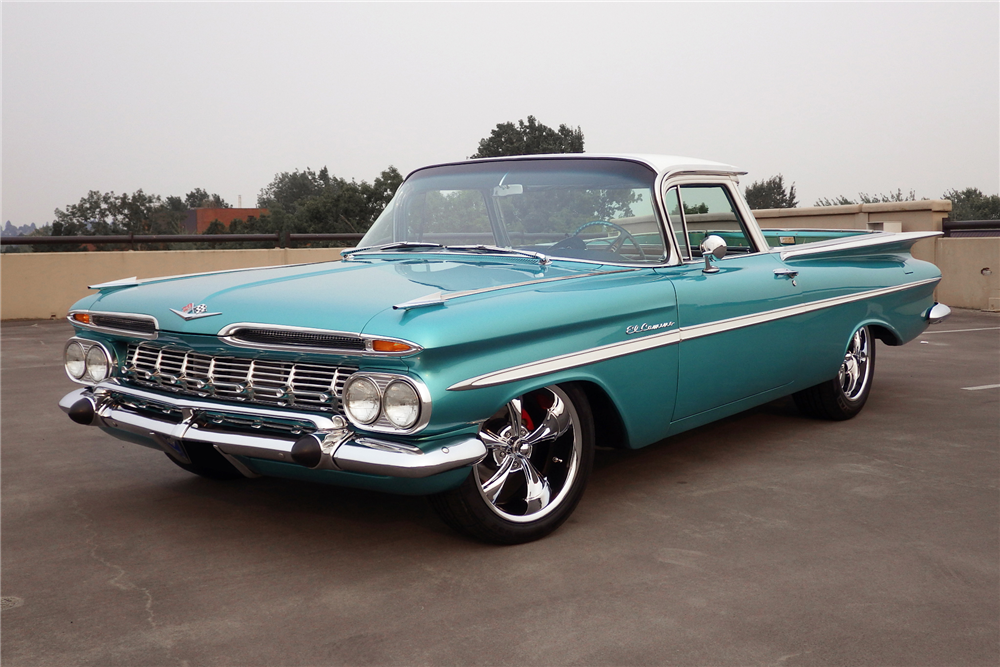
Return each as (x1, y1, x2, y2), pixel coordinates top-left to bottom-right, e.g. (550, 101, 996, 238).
(430, 384, 594, 544)
(794, 325, 875, 420)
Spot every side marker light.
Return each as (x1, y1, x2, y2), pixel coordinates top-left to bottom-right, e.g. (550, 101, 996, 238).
(372, 340, 413, 353)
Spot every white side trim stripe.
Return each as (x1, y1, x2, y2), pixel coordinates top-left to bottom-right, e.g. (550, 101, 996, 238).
(680, 278, 939, 341)
(447, 277, 939, 391)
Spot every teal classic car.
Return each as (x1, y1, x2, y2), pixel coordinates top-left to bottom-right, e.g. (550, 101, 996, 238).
(60, 155, 951, 543)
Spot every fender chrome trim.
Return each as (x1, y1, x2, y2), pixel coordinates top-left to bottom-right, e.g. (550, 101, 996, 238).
(448, 328, 682, 391)
(393, 269, 639, 310)
(448, 277, 940, 391)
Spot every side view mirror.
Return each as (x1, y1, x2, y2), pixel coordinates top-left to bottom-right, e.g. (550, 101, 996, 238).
(700, 235, 727, 273)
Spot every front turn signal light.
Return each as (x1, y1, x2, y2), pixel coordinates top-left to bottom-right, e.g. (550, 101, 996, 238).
(372, 340, 413, 353)
(72, 313, 91, 324)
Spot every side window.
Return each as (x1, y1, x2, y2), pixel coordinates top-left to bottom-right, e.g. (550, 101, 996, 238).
(663, 187, 690, 260)
(678, 184, 757, 255)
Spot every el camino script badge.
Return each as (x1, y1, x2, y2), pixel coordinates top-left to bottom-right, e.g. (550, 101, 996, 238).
(625, 321, 675, 335)
(170, 302, 222, 321)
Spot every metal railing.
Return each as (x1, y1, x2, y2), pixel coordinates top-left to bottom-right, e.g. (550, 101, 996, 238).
(942, 220, 1000, 238)
(0, 232, 366, 249)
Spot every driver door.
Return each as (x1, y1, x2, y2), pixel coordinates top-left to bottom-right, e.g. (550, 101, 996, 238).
(662, 181, 805, 424)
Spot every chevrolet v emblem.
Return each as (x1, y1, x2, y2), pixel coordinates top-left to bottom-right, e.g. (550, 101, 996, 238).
(170, 302, 222, 321)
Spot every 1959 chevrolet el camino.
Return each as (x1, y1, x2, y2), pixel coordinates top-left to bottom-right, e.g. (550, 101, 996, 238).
(60, 154, 951, 543)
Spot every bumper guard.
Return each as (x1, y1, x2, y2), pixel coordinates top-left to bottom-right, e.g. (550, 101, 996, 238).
(59, 382, 486, 479)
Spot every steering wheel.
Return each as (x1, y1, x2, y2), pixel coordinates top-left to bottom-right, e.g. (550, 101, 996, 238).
(551, 221, 646, 260)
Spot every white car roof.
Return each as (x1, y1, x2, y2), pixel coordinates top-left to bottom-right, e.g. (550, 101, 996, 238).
(412, 153, 744, 179)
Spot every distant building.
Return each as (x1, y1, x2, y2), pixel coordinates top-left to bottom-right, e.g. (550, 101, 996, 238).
(183, 208, 269, 234)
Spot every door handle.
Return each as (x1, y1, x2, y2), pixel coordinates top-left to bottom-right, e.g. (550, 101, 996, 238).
(774, 268, 799, 286)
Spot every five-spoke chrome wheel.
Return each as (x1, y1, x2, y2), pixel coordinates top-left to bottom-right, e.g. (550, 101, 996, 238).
(475, 386, 582, 523)
(430, 384, 594, 544)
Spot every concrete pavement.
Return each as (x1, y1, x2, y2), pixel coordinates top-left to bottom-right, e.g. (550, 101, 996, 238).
(2, 311, 998, 666)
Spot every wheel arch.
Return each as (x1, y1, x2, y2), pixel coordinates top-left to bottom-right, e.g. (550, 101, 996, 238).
(861, 320, 903, 346)
(573, 380, 629, 450)
(481, 375, 632, 450)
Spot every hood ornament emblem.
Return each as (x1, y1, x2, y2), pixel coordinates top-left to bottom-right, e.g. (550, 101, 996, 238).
(170, 302, 222, 321)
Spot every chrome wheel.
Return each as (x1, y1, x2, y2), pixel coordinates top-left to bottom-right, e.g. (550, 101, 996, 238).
(793, 324, 877, 421)
(839, 326, 872, 401)
(429, 383, 594, 543)
(475, 386, 582, 523)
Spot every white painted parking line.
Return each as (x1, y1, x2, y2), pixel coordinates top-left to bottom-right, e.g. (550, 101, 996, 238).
(923, 327, 1000, 334)
(961, 384, 1000, 391)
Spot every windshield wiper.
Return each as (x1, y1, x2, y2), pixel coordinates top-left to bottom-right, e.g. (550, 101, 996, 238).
(342, 241, 444, 257)
(444, 245, 552, 265)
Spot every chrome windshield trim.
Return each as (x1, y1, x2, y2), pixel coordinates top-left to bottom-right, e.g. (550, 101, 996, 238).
(352, 249, 670, 271)
(217, 322, 422, 357)
(444, 245, 552, 265)
(448, 277, 940, 391)
(775, 231, 942, 260)
(393, 268, 641, 310)
(68, 310, 159, 340)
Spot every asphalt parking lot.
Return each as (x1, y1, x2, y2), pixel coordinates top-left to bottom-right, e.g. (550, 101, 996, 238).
(2, 310, 998, 666)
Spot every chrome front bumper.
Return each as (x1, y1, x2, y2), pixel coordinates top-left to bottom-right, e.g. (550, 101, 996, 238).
(59, 382, 486, 479)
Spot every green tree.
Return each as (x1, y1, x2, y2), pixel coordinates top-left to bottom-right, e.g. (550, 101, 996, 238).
(815, 189, 917, 206)
(50, 189, 182, 237)
(744, 175, 798, 209)
(245, 165, 403, 245)
(471, 116, 584, 158)
(257, 168, 331, 212)
(184, 188, 229, 208)
(941, 188, 1000, 220)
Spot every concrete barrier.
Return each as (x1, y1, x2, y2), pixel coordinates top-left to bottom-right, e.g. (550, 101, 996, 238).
(924, 238, 1000, 312)
(1, 247, 347, 320)
(2, 203, 997, 318)
(751, 200, 952, 233)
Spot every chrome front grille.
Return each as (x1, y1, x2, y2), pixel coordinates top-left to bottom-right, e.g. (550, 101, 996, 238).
(123, 343, 355, 413)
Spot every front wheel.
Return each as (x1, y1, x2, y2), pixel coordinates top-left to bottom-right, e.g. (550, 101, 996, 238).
(794, 325, 876, 420)
(429, 384, 595, 544)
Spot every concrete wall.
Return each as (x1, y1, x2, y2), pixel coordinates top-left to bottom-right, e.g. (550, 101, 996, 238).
(1, 247, 347, 320)
(2, 209, 997, 319)
(751, 199, 952, 233)
(920, 238, 1000, 312)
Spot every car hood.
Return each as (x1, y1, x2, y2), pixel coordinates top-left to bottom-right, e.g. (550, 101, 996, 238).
(78, 257, 595, 337)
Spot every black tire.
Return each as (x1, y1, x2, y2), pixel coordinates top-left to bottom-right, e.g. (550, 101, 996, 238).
(429, 383, 595, 544)
(164, 441, 245, 480)
(794, 325, 876, 421)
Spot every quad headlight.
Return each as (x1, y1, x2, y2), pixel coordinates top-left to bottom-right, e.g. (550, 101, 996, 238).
(383, 381, 420, 429)
(344, 376, 381, 424)
(65, 341, 87, 379)
(85, 345, 110, 382)
(342, 373, 429, 433)
(64, 338, 115, 384)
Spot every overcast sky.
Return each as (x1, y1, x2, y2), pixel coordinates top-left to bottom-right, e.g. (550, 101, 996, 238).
(3, 2, 998, 227)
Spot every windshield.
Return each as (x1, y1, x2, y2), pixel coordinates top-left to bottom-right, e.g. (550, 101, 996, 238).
(358, 158, 668, 264)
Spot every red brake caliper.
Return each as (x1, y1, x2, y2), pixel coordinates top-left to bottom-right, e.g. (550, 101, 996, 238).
(521, 409, 535, 433)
